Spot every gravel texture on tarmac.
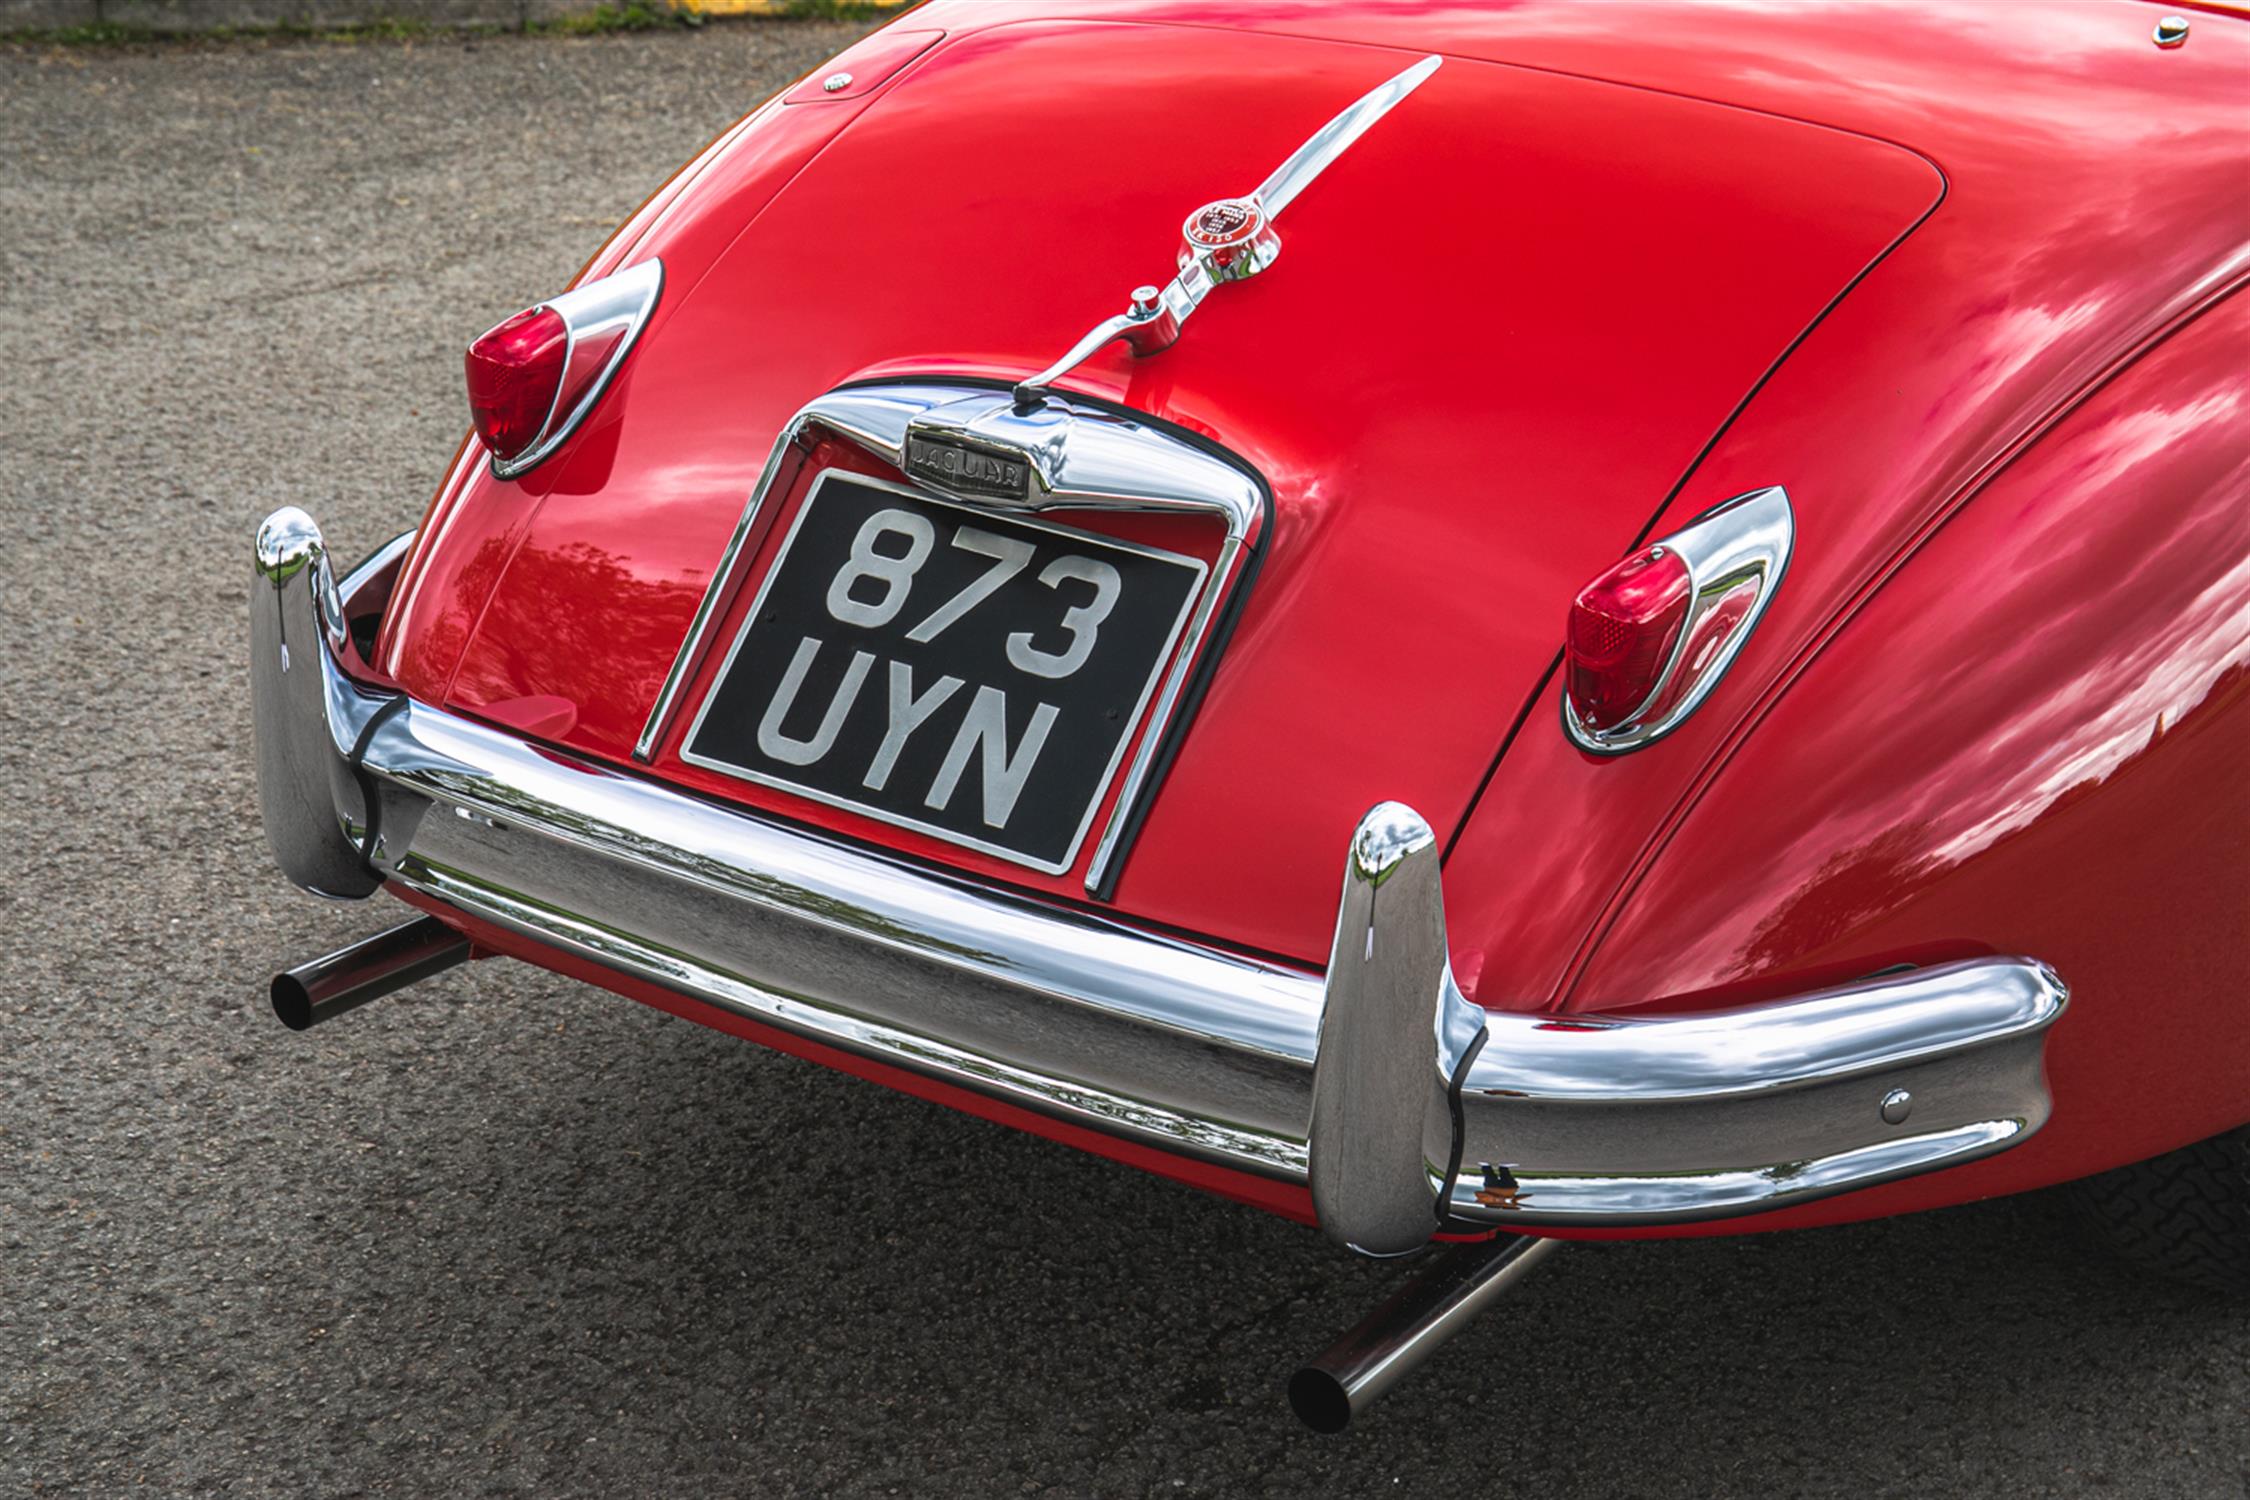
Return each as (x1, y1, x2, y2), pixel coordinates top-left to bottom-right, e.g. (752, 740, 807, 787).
(2, 22, 2246, 1500)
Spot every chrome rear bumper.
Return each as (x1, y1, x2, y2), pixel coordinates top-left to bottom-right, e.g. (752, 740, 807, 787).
(253, 507, 2067, 1253)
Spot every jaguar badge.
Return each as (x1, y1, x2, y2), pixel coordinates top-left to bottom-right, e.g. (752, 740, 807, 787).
(903, 431, 1032, 503)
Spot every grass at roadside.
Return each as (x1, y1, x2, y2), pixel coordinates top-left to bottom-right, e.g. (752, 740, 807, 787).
(0, 0, 903, 47)
(544, 1, 702, 35)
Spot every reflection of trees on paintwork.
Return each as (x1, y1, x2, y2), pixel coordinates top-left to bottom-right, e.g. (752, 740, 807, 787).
(448, 539, 705, 713)
(406, 532, 515, 692)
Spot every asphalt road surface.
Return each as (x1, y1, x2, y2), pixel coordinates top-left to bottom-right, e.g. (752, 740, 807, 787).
(3, 22, 2245, 1499)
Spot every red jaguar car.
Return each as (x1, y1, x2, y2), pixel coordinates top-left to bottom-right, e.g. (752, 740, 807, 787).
(250, 0, 2248, 1429)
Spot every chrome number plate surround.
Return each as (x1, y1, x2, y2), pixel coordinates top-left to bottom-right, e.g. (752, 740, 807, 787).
(635, 380, 1270, 897)
(677, 469, 1208, 876)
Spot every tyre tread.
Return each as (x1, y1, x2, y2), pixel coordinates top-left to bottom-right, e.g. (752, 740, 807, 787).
(2071, 1126, 2250, 1294)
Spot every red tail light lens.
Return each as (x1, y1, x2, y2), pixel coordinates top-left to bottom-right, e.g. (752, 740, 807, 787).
(461, 259, 663, 480)
(465, 306, 568, 465)
(1566, 545, 1692, 732)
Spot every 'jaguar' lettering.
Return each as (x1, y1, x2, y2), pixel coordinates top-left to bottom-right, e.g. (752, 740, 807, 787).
(904, 433, 1031, 501)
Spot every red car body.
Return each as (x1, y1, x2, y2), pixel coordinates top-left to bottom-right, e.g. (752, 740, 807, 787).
(266, 0, 2247, 1243)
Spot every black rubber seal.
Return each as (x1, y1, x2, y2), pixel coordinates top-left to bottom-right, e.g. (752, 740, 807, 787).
(346, 695, 409, 876)
(1435, 1024, 1489, 1232)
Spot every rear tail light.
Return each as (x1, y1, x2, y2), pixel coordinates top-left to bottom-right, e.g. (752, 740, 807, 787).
(465, 258, 663, 479)
(466, 307, 568, 462)
(1567, 546, 1691, 732)
(1563, 485, 1794, 753)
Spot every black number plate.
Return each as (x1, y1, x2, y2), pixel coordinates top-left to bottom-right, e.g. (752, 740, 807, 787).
(683, 471, 1207, 873)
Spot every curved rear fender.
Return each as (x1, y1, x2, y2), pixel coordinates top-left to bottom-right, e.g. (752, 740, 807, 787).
(1562, 289, 2250, 1227)
(371, 14, 957, 703)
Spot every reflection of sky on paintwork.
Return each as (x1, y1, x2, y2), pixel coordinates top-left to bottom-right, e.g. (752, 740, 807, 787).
(603, 454, 769, 526)
(1926, 398, 2249, 864)
(1172, 1, 2231, 107)
(1737, 377, 2247, 972)
(1907, 396, 2234, 859)
(1937, 297, 2109, 418)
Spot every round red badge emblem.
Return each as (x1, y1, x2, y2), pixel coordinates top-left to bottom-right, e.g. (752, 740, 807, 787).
(1183, 198, 1264, 251)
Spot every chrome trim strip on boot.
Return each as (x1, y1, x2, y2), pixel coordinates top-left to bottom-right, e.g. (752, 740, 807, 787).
(254, 508, 2069, 1244)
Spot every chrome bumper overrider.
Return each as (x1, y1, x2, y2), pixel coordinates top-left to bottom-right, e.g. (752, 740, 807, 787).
(253, 508, 2068, 1254)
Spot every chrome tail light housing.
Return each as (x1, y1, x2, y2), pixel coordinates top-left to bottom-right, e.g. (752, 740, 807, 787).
(465, 258, 663, 480)
(1564, 485, 1794, 753)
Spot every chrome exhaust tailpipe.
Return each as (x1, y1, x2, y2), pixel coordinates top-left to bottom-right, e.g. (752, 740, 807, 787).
(271, 915, 471, 1031)
(1289, 1234, 1560, 1433)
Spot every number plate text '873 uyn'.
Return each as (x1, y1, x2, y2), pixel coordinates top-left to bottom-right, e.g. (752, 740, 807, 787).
(682, 472, 1206, 873)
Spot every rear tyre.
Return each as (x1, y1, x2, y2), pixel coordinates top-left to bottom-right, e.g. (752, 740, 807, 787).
(2071, 1125, 2250, 1294)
